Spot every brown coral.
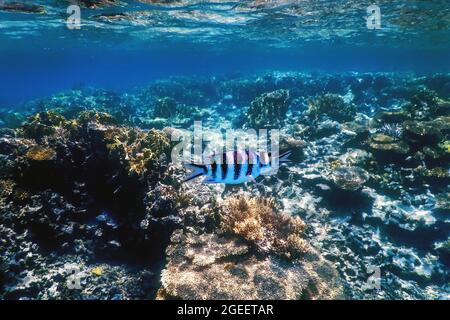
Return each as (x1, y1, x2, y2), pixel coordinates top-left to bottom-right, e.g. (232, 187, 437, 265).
(0, 179, 15, 207)
(25, 145, 57, 161)
(220, 195, 308, 258)
(20, 111, 68, 140)
(104, 126, 171, 177)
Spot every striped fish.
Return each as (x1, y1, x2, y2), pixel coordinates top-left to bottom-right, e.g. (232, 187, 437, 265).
(183, 150, 291, 184)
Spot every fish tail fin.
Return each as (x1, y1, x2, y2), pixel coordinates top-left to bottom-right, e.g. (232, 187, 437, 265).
(183, 163, 206, 182)
(278, 150, 292, 163)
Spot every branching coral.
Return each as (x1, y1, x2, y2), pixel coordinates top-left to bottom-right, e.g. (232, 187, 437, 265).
(20, 111, 68, 140)
(17, 109, 171, 179)
(105, 127, 171, 177)
(307, 94, 356, 122)
(378, 123, 404, 140)
(220, 195, 308, 258)
(245, 89, 290, 128)
(0, 179, 15, 207)
(144, 129, 172, 156)
(77, 110, 117, 127)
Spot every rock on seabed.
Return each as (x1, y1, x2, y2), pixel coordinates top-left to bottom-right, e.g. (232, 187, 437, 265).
(0, 72, 449, 300)
(159, 231, 343, 300)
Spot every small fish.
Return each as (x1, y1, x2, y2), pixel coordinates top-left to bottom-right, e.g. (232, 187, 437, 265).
(183, 150, 291, 184)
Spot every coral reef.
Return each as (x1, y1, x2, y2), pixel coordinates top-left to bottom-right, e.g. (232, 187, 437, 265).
(20, 110, 70, 141)
(307, 94, 356, 123)
(245, 89, 290, 128)
(0, 72, 449, 300)
(103, 126, 171, 177)
(159, 231, 343, 300)
(0, 109, 174, 299)
(368, 134, 410, 159)
(149, 97, 202, 128)
(154, 189, 342, 300)
(378, 123, 404, 140)
(219, 195, 308, 258)
(404, 89, 440, 121)
(331, 166, 370, 191)
(24, 146, 57, 161)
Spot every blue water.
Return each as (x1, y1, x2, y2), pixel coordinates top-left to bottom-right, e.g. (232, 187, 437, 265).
(1, 45, 449, 107)
(1, 0, 449, 107)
